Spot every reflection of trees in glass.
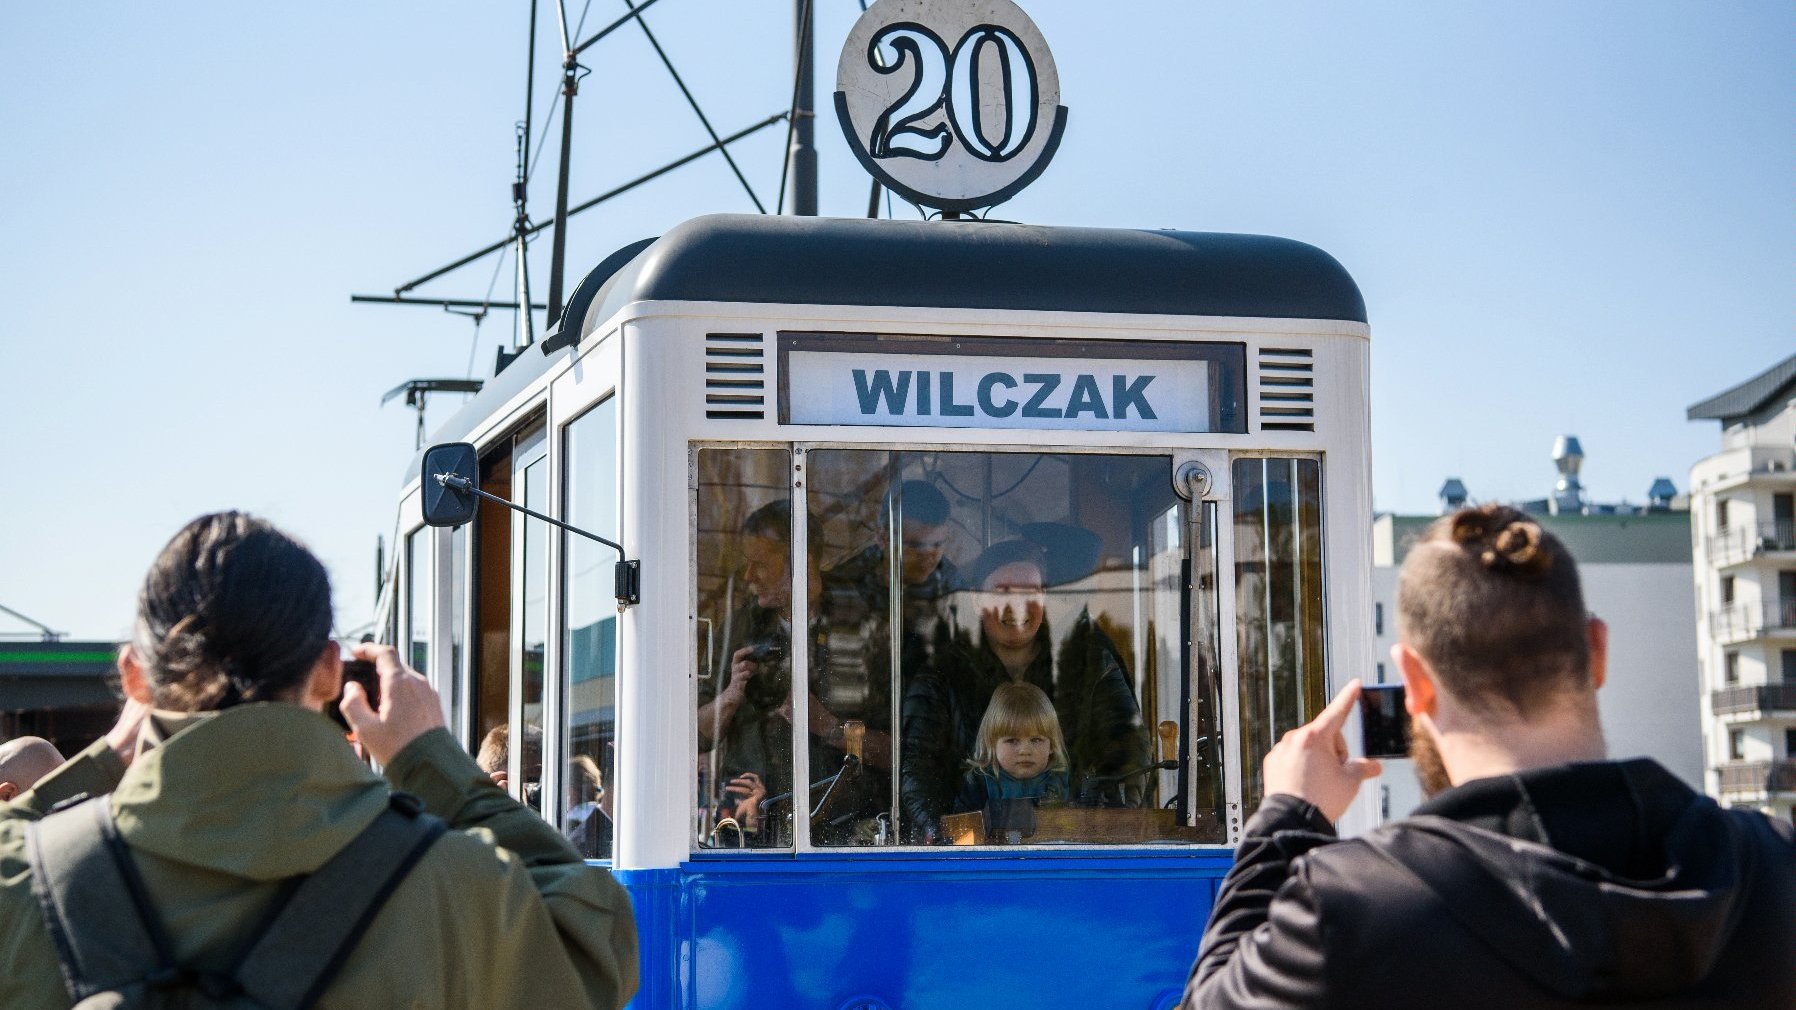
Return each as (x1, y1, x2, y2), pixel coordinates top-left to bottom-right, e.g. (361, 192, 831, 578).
(1234, 458, 1326, 815)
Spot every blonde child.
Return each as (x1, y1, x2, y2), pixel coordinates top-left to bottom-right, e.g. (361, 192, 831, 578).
(951, 682, 1070, 814)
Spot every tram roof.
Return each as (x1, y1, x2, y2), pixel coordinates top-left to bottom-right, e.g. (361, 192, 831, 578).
(415, 214, 1365, 468)
(574, 214, 1367, 340)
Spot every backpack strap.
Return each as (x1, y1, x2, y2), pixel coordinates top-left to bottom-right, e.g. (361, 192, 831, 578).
(27, 797, 179, 1003)
(229, 792, 447, 1010)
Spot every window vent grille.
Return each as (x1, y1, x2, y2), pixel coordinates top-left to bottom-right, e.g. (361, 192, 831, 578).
(1258, 346, 1315, 432)
(704, 333, 766, 420)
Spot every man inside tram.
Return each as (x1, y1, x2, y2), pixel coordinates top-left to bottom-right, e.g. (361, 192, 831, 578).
(901, 537, 1150, 842)
(830, 479, 961, 670)
(696, 499, 894, 845)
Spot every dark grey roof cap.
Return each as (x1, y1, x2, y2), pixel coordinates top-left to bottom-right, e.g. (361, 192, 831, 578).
(1688, 353, 1796, 424)
(570, 213, 1366, 340)
(411, 215, 1365, 478)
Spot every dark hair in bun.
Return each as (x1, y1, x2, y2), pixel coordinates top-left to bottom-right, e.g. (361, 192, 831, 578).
(1398, 504, 1588, 716)
(1448, 510, 1552, 579)
(134, 512, 333, 711)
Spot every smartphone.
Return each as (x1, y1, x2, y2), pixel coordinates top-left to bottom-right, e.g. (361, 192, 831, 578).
(1359, 683, 1410, 759)
(327, 658, 381, 732)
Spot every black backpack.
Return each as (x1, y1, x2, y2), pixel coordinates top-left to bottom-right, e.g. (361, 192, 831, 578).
(26, 792, 446, 1010)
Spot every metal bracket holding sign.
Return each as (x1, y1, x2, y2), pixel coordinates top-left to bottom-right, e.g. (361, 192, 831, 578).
(834, 0, 1067, 214)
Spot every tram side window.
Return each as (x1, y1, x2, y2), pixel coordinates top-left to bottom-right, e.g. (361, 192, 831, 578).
(406, 529, 431, 672)
(563, 399, 618, 859)
(1233, 457, 1327, 814)
(807, 449, 1223, 847)
(694, 448, 797, 849)
(517, 441, 549, 814)
(448, 524, 466, 738)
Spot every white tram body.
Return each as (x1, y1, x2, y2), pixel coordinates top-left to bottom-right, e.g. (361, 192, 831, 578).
(386, 214, 1371, 1009)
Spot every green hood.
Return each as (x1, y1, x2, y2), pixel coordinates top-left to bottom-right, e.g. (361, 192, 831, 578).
(111, 704, 389, 880)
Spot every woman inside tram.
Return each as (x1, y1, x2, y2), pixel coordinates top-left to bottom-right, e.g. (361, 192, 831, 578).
(901, 537, 1151, 842)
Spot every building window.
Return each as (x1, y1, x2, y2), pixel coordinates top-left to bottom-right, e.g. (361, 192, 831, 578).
(1785, 728, 1796, 758)
(1724, 652, 1740, 685)
(1728, 728, 1746, 762)
(1374, 602, 1384, 636)
(1376, 662, 1386, 684)
(1782, 650, 1796, 683)
(1715, 498, 1730, 533)
(1720, 576, 1735, 606)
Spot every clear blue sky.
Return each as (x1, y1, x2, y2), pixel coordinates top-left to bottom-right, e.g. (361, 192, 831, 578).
(2, 1, 1789, 641)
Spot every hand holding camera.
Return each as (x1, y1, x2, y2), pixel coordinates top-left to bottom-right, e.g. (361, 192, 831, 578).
(337, 643, 446, 766)
(725, 641, 786, 705)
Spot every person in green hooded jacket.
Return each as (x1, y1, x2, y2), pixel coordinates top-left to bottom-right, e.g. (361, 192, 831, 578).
(0, 511, 640, 1009)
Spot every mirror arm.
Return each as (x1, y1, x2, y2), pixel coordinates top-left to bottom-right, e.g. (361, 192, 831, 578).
(433, 473, 640, 605)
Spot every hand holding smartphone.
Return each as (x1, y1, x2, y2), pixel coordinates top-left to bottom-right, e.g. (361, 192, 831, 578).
(1358, 683, 1410, 760)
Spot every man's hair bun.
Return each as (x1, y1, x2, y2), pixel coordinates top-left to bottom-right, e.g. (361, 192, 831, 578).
(1447, 509, 1551, 579)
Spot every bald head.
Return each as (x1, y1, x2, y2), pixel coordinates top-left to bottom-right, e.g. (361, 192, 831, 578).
(0, 737, 65, 801)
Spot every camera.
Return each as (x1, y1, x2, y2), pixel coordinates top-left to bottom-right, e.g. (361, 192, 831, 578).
(327, 658, 381, 733)
(743, 641, 786, 665)
(740, 640, 790, 708)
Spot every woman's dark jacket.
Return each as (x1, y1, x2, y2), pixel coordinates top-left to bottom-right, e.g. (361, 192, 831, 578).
(900, 610, 1149, 840)
(1182, 759, 1796, 1009)
(900, 628, 1053, 840)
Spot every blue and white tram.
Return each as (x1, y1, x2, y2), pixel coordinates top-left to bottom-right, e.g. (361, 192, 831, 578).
(384, 214, 1371, 1010)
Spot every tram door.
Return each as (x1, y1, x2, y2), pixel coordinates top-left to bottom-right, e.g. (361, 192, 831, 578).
(470, 421, 549, 814)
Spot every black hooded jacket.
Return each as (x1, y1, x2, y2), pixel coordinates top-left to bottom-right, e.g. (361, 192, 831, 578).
(1183, 759, 1796, 1009)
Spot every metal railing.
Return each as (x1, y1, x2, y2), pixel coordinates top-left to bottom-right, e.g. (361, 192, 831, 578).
(1712, 682, 1796, 716)
(1711, 600, 1796, 642)
(1718, 759, 1796, 796)
(1708, 520, 1796, 566)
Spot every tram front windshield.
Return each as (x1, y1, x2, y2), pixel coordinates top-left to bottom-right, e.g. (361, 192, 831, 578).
(695, 447, 1232, 849)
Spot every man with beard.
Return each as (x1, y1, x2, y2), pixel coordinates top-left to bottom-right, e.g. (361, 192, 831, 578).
(1181, 504, 1795, 1009)
(696, 500, 893, 846)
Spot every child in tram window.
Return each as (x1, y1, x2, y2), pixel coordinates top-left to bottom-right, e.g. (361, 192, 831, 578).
(951, 682, 1070, 817)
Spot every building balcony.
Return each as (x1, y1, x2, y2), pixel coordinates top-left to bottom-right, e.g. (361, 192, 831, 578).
(1694, 448, 1796, 494)
(1712, 682, 1796, 717)
(1707, 520, 1796, 568)
(1711, 601, 1796, 644)
(1717, 759, 1796, 798)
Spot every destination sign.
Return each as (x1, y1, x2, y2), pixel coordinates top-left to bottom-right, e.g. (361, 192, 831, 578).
(782, 347, 1216, 433)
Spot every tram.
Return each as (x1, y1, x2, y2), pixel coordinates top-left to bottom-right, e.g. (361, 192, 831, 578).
(381, 212, 1370, 1009)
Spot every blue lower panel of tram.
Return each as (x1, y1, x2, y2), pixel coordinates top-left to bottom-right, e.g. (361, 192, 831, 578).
(614, 851, 1231, 1010)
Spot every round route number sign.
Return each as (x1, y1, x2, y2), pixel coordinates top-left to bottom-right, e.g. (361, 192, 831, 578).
(834, 0, 1067, 214)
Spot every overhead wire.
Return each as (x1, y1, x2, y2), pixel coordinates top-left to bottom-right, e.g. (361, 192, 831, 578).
(464, 242, 511, 378)
(618, 0, 766, 213)
(525, 0, 594, 187)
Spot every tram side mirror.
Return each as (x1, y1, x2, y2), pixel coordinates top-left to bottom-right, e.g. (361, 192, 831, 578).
(421, 442, 480, 528)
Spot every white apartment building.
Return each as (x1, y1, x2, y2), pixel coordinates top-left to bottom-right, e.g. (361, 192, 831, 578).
(1687, 353, 1796, 824)
(1370, 454, 1700, 822)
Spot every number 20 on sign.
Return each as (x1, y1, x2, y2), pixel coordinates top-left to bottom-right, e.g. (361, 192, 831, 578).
(835, 0, 1068, 214)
